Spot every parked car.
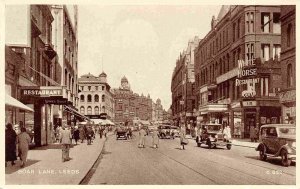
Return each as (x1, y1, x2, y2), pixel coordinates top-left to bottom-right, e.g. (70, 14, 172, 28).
(116, 126, 128, 140)
(158, 125, 173, 139)
(148, 125, 156, 134)
(255, 124, 296, 167)
(170, 126, 180, 138)
(196, 123, 232, 150)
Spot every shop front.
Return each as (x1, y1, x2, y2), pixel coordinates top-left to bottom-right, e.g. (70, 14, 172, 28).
(199, 104, 229, 127)
(20, 86, 70, 147)
(279, 89, 296, 124)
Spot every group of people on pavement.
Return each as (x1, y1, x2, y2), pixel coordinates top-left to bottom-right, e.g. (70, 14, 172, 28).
(138, 126, 159, 149)
(5, 123, 31, 168)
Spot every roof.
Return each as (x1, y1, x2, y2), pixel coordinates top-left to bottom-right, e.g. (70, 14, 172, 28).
(217, 5, 231, 21)
(99, 72, 107, 77)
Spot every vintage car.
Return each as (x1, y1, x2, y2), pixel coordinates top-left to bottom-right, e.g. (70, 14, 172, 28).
(158, 125, 173, 139)
(196, 123, 232, 150)
(170, 126, 180, 138)
(255, 124, 296, 167)
(116, 126, 128, 140)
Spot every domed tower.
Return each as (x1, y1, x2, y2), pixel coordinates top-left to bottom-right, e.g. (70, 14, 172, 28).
(121, 76, 130, 90)
(99, 72, 107, 83)
(156, 98, 161, 105)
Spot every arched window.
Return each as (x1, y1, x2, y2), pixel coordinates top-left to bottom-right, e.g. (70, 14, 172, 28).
(95, 106, 99, 115)
(80, 95, 84, 102)
(102, 106, 106, 113)
(94, 95, 99, 102)
(287, 24, 292, 47)
(80, 106, 85, 115)
(102, 95, 105, 102)
(287, 64, 293, 87)
(87, 106, 92, 115)
(87, 94, 92, 102)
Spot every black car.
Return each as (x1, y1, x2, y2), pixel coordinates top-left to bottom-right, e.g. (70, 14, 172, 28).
(158, 125, 173, 139)
(116, 126, 128, 140)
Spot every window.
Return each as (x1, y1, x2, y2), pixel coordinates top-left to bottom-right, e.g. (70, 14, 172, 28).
(273, 44, 281, 60)
(246, 12, 254, 33)
(80, 95, 84, 102)
(81, 86, 84, 91)
(102, 106, 106, 113)
(95, 106, 99, 115)
(88, 86, 91, 91)
(95, 86, 98, 91)
(287, 64, 293, 87)
(80, 106, 85, 115)
(246, 43, 255, 64)
(102, 95, 105, 102)
(287, 24, 292, 47)
(102, 86, 105, 90)
(273, 13, 281, 34)
(261, 13, 270, 33)
(261, 44, 270, 62)
(64, 40, 67, 56)
(87, 106, 92, 115)
(233, 23, 236, 42)
(87, 94, 92, 102)
(94, 95, 99, 102)
(237, 18, 240, 39)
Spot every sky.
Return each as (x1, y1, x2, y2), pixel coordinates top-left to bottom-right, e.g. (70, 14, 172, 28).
(78, 5, 222, 110)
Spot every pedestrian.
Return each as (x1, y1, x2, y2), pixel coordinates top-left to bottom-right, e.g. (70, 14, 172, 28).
(249, 124, 256, 142)
(99, 126, 103, 139)
(86, 126, 94, 145)
(179, 125, 187, 150)
(254, 126, 259, 142)
(152, 127, 159, 148)
(16, 127, 31, 168)
(138, 127, 147, 148)
(104, 126, 108, 138)
(73, 126, 80, 145)
(223, 125, 232, 141)
(59, 124, 72, 162)
(5, 123, 17, 167)
(79, 126, 85, 143)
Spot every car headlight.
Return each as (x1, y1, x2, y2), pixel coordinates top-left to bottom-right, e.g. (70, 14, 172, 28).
(292, 142, 296, 148)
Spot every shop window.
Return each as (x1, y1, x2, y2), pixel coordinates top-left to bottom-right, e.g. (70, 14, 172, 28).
(80, 106, 85, 115)
(287, 64, 293, 87)
(261, 13, 270, 33)
(80, 95, 84, 102)
(94, 94, 99, 102)
(273, 13, 281, 34)
(87, 106, 92, 115)
(94, 106, 99, 115)
(87, 94, 92, 102)
(287, 24, 292, 47)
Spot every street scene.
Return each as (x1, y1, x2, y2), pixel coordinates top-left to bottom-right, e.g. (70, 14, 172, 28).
(4, 3, 296, 186)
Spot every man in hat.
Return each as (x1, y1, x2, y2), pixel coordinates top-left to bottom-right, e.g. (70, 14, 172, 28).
(59, 124, 72, 162)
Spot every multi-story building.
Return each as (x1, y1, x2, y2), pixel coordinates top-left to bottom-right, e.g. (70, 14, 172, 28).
(5, 5, 61, 146)
(112, 76, 153, 124)
(279, 5, 296, 124)
(51, 5, 79, 126)
(77, 72, 114, 122)
(171, 36, 199, 127)
(153, 98, 164, 122)
(194, 5, 282, 138)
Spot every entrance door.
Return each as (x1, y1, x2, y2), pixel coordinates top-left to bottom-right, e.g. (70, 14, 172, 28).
(244, 112, 256, 138)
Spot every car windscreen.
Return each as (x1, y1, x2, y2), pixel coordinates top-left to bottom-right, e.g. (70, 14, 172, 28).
(278, 127, 296, 136)
(206, 125, 221, 131)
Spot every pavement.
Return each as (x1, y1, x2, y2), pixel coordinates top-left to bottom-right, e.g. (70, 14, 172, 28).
(185, 135, 259, 148)
(5, 133, 110, 185)
(5, 132, 259, 185)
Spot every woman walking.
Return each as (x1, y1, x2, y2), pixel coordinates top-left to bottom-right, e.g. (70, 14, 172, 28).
(152, 127, 159, 149)
(180, 125, 187, 150)
(138, 127, 147, 148)
(16, 127, 31, 168)
(5, 123, 17, 167)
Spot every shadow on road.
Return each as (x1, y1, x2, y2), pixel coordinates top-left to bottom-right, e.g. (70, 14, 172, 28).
(245, 156, 296, 167)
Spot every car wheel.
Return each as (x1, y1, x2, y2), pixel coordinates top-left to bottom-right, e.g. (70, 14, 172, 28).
(226, 144, 232, 150)
(259, 147, 267, 161)
(281, 150, 291, 167)
(197, 142, 201, 147)
(207, 141, 212, 149)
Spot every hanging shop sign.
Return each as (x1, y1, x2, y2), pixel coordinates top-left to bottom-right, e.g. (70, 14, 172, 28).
(235, 60, 259, 98)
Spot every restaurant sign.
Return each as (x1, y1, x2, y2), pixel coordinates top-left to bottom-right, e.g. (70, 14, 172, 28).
(235, 60, 259, 98)
(21, 86, 63, 97)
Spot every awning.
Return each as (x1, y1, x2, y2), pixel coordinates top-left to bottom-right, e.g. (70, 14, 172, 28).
(5, 93, 34, 112)
(107, 120, 115, 125)
(64, 106, 90, 121)
(91, 119, 103, 124)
